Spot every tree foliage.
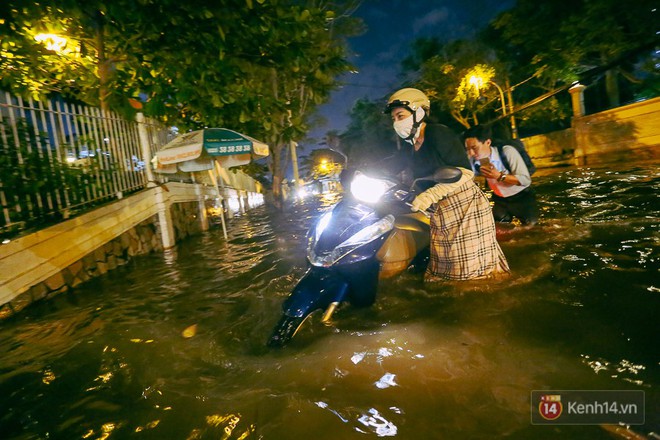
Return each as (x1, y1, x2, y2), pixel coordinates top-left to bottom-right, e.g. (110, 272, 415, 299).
(339, 0, 659, 151)
(486, 0, 659, 117)
(401, 38, 496, 130)
(338, 98, 398, 168)
(0, 0, 364, 204)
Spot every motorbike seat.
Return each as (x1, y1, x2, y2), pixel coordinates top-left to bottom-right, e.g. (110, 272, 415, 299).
(394, 214, 429, 231)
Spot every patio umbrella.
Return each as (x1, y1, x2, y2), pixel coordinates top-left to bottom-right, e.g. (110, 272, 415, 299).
(153, 128, 269, 172)
(152, 128, 269, 240)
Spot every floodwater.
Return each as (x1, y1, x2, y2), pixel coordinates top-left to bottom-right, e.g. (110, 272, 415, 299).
(1, 162, 658, 440)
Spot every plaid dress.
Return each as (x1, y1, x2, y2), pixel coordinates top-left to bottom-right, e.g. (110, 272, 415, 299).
(426, 181, 510, 281)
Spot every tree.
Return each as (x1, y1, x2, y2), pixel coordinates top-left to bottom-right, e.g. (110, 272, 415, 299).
(339, 98, 398, 168)
(0, 0, 170, 113)
(399, 37, 498, 131)
(1, 0, 363, 206)
(189, 1, 363, 206)
(488, 0, 659, 113)
(377, 0, 659, 137)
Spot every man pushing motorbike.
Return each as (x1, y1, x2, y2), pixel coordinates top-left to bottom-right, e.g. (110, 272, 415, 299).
(384, 88, 509, 281)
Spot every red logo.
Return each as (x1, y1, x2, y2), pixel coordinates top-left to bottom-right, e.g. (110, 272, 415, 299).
(538, 394, 563, 420)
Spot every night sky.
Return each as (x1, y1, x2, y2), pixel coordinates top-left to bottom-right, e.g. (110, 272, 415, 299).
(308, 0, 514, 142)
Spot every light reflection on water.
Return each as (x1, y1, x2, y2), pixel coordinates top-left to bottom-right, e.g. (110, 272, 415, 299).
(0, 163, 658, 439)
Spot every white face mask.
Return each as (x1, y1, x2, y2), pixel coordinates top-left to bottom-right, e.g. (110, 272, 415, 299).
(393, 107, 425, 141)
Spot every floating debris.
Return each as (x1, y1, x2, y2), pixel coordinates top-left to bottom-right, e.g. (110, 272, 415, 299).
(182, 324, 198, 338)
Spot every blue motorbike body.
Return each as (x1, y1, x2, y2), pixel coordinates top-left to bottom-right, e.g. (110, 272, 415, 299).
(280, 194, 400, 319)
(269, 168, 455, 346)
(282, 257, 382, 318)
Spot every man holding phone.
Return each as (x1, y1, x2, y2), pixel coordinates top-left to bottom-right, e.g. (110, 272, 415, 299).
(463, 125, 539, 225)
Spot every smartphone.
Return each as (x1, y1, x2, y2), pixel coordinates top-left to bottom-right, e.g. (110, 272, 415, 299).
(479, 157, 491, 167)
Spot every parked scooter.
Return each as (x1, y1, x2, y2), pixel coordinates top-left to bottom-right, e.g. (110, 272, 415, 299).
(267, 167, 461, 347)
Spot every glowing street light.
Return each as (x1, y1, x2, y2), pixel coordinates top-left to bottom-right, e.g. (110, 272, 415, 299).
(468, 75, 485, 91)
(34, 33, 67, 52)
(469, 74, 518, 138)
(34, 33, 79, 55)
(469, 75, 507, 117)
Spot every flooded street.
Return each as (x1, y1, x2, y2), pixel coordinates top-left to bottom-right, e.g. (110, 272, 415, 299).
(1, 162, 658, 439)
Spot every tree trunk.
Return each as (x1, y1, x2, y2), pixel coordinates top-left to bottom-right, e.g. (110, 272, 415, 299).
(605, 68, 620, 109)
(270, 143, 285, 210)
(93, 10, 110, 112)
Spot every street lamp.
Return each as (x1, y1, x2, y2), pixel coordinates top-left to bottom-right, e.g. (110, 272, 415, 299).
(469, 75, 518, 139)
(34, 33, 79, 56)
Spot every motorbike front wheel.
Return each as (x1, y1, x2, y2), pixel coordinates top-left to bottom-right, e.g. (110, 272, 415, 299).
(267, 314, 307, 347)
(268, 307, 334, 348)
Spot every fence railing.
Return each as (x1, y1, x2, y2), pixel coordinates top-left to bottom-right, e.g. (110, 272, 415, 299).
(0, 91, 172, 238)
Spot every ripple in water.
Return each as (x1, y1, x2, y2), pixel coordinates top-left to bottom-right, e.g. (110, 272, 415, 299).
(0, 162, 658, 439)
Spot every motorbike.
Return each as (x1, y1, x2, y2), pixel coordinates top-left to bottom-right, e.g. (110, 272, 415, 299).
(267, 167, 462, 347)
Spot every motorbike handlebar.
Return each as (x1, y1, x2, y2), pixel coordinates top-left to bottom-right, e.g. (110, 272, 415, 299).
(404, 201, 432, 218)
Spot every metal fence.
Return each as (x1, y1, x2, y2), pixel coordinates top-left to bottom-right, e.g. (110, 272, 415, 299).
(0, 91, 172, 237)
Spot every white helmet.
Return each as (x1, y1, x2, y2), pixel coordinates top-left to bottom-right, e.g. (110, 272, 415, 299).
(385, 88, 430, 114)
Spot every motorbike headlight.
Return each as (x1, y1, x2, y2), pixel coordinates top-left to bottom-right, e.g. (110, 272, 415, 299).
(308, 215, 395, 267)
(350, 173, 396, 204)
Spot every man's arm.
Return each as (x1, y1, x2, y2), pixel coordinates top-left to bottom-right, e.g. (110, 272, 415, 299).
(501, 145, 531, 187)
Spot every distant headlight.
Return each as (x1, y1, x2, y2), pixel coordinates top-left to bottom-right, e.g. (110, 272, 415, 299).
(350, 172, 396, 204)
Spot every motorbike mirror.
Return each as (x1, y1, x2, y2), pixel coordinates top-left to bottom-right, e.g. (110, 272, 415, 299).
(411, 166, 462, 193)
(432, 166, 462, 183)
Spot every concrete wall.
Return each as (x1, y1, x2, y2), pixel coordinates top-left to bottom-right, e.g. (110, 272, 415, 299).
(0, 182, 220, 318)
(2, 218, 164, 318)
(524, 128, 576, 169)
(573, 97, 660, 165)
(523, 96, 660, 169)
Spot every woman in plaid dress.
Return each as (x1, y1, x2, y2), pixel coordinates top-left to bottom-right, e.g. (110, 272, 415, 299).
(385, 88, 510, 281)
(412, 168, 510, 280)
